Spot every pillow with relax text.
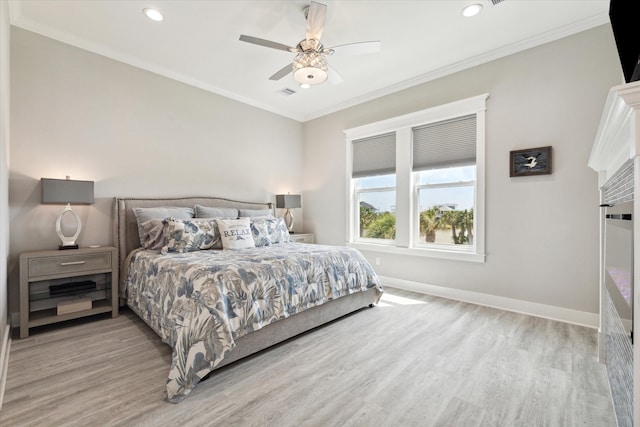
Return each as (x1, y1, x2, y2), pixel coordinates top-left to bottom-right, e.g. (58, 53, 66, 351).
(216, 218, 255, 250)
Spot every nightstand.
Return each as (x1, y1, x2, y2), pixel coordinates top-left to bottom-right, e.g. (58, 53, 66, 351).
(289, 233, 315, 244)
(19, 246, 118, 338)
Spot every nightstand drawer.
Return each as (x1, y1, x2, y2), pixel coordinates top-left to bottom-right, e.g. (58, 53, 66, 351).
(289, 233, 314, 244)
(29, 252, 112, 278)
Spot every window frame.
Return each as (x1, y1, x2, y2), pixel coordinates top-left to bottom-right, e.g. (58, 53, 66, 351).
(345, 94, 488, 263)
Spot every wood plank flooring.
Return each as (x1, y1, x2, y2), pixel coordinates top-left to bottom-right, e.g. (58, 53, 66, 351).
(0, 287, 615, 426)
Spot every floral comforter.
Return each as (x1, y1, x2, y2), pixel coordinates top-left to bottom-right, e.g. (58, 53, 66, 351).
(124, 243, 382, 402)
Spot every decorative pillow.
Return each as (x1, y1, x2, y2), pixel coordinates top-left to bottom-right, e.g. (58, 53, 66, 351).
(161, 218, 223, 254)
(250, 217, 290, 246)
(194, 205, 239, 219)
(271, 217, 291, 244)
(238, 208, 273, 218)
(140, 219, 166, 251)
(216, 218, 255, 250)
(250, 219, 271, 247)
(133, 206, 194, 246)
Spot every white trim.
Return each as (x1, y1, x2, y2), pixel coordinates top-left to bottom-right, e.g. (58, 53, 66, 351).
(380, 276, 599, 329)
(0, 325, 11, 410)
(344, 94, 489, 141)
(349, 242, 485, 263)
(588, 81, 640, 183)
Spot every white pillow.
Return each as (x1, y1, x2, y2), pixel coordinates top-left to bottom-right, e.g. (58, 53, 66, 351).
(216, 218, 255, 250)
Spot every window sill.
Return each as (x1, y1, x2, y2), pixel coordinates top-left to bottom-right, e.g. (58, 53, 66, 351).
(347, 242, 485, 263)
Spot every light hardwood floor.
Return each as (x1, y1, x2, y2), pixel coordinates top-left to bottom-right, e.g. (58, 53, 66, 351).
(1, 287, 615, 426)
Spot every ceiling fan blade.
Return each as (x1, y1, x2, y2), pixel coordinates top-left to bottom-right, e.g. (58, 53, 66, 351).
(328, 41, 381, 56)
(328, 65, 343, 84)
(239, 35, 297, 52)
(269, 64, 293, 81)
(306, 1, 327, 42)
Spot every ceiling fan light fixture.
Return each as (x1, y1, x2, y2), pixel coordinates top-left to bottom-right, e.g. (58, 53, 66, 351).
(293, 51, 328, 85)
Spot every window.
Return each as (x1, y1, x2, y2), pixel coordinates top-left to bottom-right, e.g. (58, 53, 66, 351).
(413, 115, 477, 250)
(415, 166, 475, 246)
(345, 94, 487, 262)
(351, 132, 396, 242)
(356, 174, 396, 241)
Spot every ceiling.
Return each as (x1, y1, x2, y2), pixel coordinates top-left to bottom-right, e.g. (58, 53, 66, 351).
(9, 0, 611, 122)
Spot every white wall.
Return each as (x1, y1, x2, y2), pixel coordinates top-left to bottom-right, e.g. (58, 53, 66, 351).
(302, 25, 622, 316)
(0, 0, 11, 333)
(8, 28, 304, 319)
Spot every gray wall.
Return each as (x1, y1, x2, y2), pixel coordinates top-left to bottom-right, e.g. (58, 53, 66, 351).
(7, 24, 624, 322)
(302, 25, 622, 315)
(8, 28, 304, 318)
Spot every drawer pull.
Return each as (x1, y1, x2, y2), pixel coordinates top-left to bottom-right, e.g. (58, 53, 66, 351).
(60, 261, 86, 266)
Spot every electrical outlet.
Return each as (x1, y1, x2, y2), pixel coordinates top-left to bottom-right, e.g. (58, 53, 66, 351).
(375, 257, 381, 265)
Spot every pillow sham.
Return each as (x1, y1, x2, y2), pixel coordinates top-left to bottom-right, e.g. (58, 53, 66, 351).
(140, 219, 166, 251)
(194, 205, 239, 219)
(250, 217, 290, 246)
(271, 217, 291, 244)
(133, 206, 194, 246)
(250, 219, 271, 247)
(216, 218, 255, 250)
(238, 208, 273, 218)
(161, 218, 223, 254)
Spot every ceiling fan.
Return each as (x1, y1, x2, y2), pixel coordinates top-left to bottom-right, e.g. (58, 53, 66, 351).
(239, 1, 381, 87)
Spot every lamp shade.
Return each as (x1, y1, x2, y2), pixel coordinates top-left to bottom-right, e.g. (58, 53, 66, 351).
(276, 194, 301, 209)
(42, 178, 94, 204)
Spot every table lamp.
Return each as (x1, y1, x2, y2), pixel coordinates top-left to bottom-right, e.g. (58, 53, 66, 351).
(41, 177, 94, 249)
(276, 194, 301, 233)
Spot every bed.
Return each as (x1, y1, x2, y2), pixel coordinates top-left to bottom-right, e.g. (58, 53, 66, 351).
(114, 196, 382, 402)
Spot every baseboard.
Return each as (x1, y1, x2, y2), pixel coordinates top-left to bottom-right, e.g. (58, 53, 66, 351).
(379, 276, 599, 329)
(0, 324, 10, 410)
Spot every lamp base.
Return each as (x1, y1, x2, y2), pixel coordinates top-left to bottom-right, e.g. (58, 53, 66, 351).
(56, 204, 82, 250)
(59, 244, 79, 250)
(284, 209, 294, 233)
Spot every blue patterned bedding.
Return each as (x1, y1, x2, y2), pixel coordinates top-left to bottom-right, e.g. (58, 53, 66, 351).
(124, 243, 382, 402)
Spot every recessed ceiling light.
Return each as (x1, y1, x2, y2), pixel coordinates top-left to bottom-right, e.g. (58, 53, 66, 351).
(462, 4, 483, 18)
(143, 8, 164, 22)
(299, 83, 310, 89)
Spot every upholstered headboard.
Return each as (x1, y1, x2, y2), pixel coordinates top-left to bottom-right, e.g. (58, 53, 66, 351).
(113, 196, 273, 279)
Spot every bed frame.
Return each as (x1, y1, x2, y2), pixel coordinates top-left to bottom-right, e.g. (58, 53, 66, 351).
(113, 196, 379, 370)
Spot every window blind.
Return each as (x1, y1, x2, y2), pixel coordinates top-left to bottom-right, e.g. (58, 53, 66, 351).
(412, 114, 476, 171)
(352, 132, 396, 178)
